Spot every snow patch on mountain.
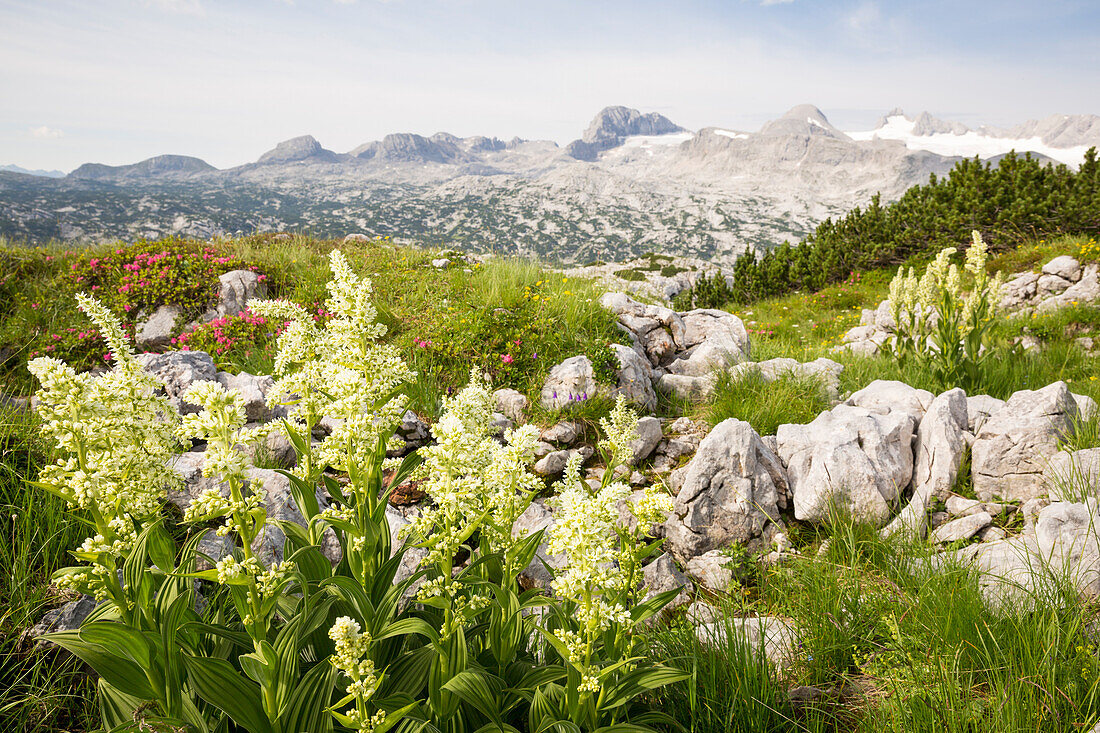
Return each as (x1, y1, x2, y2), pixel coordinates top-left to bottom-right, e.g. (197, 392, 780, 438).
(848, 114, 1091, 166)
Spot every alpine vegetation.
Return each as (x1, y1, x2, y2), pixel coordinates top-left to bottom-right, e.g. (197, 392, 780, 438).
(24, 251, 685, 733)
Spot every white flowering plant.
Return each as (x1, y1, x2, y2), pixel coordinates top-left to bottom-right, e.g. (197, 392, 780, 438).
(888, 231, 1004, 391)
(534, 398, 686, 731)
(28, 251, 687, 733)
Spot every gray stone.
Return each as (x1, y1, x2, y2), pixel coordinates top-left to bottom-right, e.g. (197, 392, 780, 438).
(930, 512, 992, 543)
(999, 271, 1039, 309)
(664, 418, 785, 561)
(1036, 273, 1073, 297)
(641, 553, 694, 614)
(541, 421, 581, 446)
(136, 304, 183, 350)
(533, 446, 593, 477)
(137, 350, 217, 414)
(540, 355, 598, 410)
(656, 372, 716, 402)
(972, 381, 1078, 502)
(32, 595, 98, 639)
(845, 379, 933, 426)
(1074, 393, 1099, 422)
(630, 416, 663, 464)
(512, 501, 565, 591)
(1042, 255, 1082, 282)
(209, 269, 266, 320)
(1044, 448, 1100, 502)
(966, 395, 1005, 434)
(343, 233, 371, 243)
(431, 258, 451, 269)
(611, 343, 657, 411)
(683, 550, 734, 591)
(694, 616, 796, 668)
(778, 404, 915, 526)
(911, 388, 968, 500)
(493, 388, 528, 424)
(216, 371, 278, 422)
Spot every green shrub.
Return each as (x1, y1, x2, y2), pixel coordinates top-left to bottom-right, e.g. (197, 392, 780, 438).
(726, 149, 1100, 304)
(173, 308, 278, 372)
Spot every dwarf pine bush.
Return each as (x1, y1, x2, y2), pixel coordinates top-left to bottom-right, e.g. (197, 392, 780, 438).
(28, 250, 684, 733)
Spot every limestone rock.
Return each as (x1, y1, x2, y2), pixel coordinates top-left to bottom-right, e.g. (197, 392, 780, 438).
(136, 304, 183, 350)
(778, 404, 915, 526)
(966, 395, 1005, 434)
(683, 550, 734, 591)
(971, 381, 1078, 502)
(209, 270, 266, 320)
(540, 355, 597, 410)
(845, 379, 933, 426)
(493, 388, 528, 424)
(641, 553, 694, 614)
(630, 416, 663, 464)
(1044, 448, 1100, 502)
(911, 388, 968, 499)
(930, 511, 992, 543)
(216, 371, 279, 422)
(664, 418, 785, 561)
(611, 343, 657, 411)
(541, 421, 581, 446)
(137, 350, 217, 414)
(1042, 256, 1082, 282)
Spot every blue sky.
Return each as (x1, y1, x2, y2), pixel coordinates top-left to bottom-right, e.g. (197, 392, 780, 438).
(2, 0, 1098, 171)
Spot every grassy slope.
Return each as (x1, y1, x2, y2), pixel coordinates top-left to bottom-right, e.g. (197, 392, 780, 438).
(3, 232, 1100, 731)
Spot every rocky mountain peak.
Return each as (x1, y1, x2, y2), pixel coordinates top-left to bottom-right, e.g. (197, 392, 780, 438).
(912, 111, 969, 136)
(582, 105, 684, 143)
(256, 135, 333, 165)
(68, 154, 215, 181)
(759, 104, 847, 139)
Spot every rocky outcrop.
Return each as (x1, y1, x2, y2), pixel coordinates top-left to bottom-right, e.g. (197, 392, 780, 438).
(539, 355, 598, 410)
(777, 404, 915, 526)
(911, 388, 968, 499)
(610, 343, 657, 411)
(203, 270, 267, 321)
(971, 381, 1078, 502)
(664, 419, 786, 561)
(137, 351, 217, 414)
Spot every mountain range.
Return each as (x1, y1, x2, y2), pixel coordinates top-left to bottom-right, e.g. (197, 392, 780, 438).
(2, 104, 1098, 264)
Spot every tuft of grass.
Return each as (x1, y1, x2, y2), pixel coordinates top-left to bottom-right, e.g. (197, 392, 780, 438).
(703, 370, 831, 436)
(0, 407, 97, 731)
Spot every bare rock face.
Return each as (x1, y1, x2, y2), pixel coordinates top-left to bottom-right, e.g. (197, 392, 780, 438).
(777, 404, 915, 526)
(966, 395, 1005, 434)
(668, 309, 751, 375)
(540, 355, 598, 410)
(930, 511, 992, 544)
(971, 381, 1078, 502)
(493, 388, 528, 424)
(641, 553, 694, 614)
(845, 379, 933, 427)
(136, 304, 184, 350)
(611, 343, 657, 411)
(137, 350, 217, 414)
(1044, 448, 1100, 501)
(630, 416, 663, 464)
(911, 388, 969, 499)
(664, 418, 785, 562)
(206, 269, 267, 320)
(215, 371, 280, 422)
(1042, 256, 1083, 282)
(169, 452, 338, 566)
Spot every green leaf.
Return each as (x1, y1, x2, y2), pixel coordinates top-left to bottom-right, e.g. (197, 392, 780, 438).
(376, 617, 440, 644)
(441, 669, 505, 729)
(277, 660, 335, 733)
(44, 631, 156, 699)
(628, 588, 680, 625)
(182, 654, 273, 733)
(80, 622, 154, 669)
(146, 520, 178, 572)
(599, 665, 690, 712)
(98, 679, 145, 731)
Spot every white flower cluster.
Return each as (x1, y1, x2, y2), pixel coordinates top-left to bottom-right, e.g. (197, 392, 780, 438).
(598, 395, 638, 466)
(409, 370, 542, 570)
(546, 454, 631, 611)
(328, 616, 382, 727)
(249, 251, 415, 476)
(29, 294, 184, 583)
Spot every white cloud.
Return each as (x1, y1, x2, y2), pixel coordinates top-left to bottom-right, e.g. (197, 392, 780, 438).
(844, 1, 882, 33)
(29, 126, 64, 139)
(141, 0, 205, 16)
(760, 0, 795, 5)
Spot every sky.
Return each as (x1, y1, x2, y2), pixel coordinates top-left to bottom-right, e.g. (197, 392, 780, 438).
(2, 0, 1099, 172)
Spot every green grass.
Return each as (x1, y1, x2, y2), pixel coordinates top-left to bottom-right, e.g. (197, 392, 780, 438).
(0, 407, 97, 731)
(649, 514, 1100, 733)
(702, 370, 831, 436)
(0, 235, 625, 419)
